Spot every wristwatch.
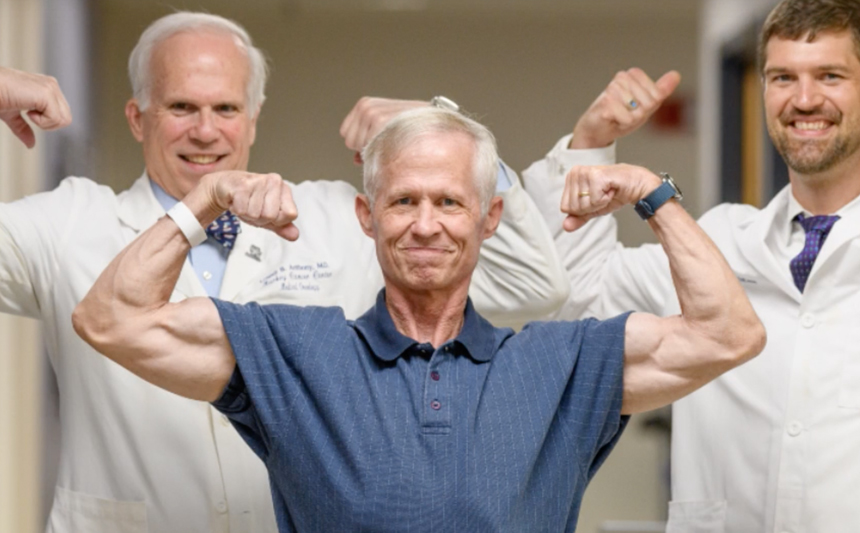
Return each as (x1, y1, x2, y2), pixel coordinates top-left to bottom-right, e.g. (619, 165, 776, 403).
(430, 95, 460, 113)
(634, 172, 683, 220)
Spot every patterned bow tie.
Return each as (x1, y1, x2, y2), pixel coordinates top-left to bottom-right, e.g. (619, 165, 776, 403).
(206, 211, 242, 251)
(789, 213, 839, 293)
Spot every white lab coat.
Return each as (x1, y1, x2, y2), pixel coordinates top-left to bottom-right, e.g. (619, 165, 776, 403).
(0, 173, 567, 533)
(523, 135, 860, 533)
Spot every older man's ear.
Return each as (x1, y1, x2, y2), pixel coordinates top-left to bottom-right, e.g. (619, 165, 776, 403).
(481, 196, 504, 240)
(355, 194, 375, 238)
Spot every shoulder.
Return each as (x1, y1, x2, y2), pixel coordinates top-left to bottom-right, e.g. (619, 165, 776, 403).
(10, 176, 115, 208)
(0, 176, 118, 231)
(697, 202, 761, 234)
(290, 179, 358, 207)
(213, 299, 350, 346)
(509, 313, 630, 364)
(519, 312, 630, 342)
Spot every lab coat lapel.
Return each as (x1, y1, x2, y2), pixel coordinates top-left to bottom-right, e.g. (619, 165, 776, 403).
(807, 198, 860, 279)
(734, 188, 802, 303)
(116, 173, 207, 299)
(219, 223, 270, 302)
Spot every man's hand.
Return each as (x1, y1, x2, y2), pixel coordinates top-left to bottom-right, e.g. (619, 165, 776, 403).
(569, 69, 681, 150)
(560, 164, 662, 231)
(340, 97, 428, 163)
(0, 67, 72, 148)
(189, 171, 300, 241)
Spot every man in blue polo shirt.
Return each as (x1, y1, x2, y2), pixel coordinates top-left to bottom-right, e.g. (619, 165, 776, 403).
(74, 107, 765, 532)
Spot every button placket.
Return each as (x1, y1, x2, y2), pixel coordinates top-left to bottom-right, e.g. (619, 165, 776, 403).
(422, 344, 452, 432)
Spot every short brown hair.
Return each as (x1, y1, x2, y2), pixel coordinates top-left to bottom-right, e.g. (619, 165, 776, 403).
(758, 0, 860, 73)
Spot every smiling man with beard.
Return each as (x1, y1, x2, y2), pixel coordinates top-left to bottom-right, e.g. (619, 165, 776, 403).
(522, 0, 860, 531)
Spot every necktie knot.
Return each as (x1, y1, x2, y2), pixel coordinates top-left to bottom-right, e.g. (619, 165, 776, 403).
(789, 213, 839, 293)
(206, 211, 242, 251)
(797, 213, 839, 234)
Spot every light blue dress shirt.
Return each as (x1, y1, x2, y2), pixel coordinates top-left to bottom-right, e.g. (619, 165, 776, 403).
(151, 181, 229, 297)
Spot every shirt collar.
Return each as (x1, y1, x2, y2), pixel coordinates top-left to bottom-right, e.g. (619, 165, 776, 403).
(783, 186, 860, 245)
(353, 289, 503, 363)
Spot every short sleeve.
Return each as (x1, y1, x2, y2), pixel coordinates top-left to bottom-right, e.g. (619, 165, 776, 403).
(561, 312, 631, 480)
(210, 299, 349, 460)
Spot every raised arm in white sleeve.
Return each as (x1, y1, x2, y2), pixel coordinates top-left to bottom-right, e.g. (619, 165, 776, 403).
(523, 136, 673, 319)
(523, 69, 681, 320)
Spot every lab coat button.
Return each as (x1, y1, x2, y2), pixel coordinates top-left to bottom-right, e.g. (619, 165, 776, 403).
(216, 501, 228, 513)
(787, 421, 803, 437)
(801, 313, 815, 328)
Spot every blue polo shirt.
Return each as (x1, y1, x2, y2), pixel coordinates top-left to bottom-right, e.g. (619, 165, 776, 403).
(212, 291, 630, 533)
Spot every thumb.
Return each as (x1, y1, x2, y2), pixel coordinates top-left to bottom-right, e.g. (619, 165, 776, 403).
(656, 70, 681, 101)
(1, 113, 36, 148)
(273, 222, 300, 242)
(562, 214, 588, 232)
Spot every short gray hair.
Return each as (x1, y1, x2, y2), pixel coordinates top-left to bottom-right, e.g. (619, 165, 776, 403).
(361, 107, 499, 215)
(128, 12, 268, 115)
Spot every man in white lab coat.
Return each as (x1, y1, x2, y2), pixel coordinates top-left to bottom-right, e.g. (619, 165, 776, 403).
(0, 12, 566, 533)
(523, 0, 860, 531)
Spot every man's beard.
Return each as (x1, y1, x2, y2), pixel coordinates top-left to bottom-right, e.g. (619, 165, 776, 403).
(769, 109, 860, 175)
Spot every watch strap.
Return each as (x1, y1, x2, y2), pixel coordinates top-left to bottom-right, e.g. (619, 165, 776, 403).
(634, 180, 678, 220)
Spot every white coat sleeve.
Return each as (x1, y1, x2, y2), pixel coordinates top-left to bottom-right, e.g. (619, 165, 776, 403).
(0, 186, 64, 319)
(0, 178, 108, 320)
(522, 134, 675, 320)
(0, 217, 41, 317)
(467, 162, 569, 329)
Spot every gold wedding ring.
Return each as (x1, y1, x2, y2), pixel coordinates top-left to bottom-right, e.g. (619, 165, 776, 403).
(578, 191, 591, 197)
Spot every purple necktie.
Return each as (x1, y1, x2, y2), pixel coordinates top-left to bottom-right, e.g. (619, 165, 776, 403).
(789, 213, 839, 293)
(206, 211, 242, 251)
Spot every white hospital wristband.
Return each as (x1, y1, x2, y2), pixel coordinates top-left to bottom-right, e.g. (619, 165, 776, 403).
(165, 202, 207, 247)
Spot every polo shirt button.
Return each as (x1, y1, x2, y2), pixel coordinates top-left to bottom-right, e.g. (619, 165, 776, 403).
(216, 501, 228, 514)
(431, 400, 442, 410)
(430, 371, 440, 381)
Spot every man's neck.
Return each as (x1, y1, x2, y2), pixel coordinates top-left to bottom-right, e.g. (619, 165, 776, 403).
(790, 156, 860, 214)
(383, 281, 471, 348)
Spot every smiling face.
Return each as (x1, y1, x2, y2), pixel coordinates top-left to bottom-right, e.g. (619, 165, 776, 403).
(764, 31, 860, 178)
(356, 131, 502, 297)
(125, 31, 258, 199)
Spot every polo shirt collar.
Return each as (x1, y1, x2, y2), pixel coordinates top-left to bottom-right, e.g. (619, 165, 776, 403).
(354, 289, 502, 363)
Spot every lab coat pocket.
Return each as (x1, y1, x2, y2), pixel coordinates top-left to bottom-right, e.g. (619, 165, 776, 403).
(839, 350, 860, 408)
(666, 500, 727, 533)
(47, 486, 148, 533)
